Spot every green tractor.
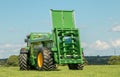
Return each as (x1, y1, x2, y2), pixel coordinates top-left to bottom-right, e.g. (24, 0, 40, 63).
(19, 10, 84, 71)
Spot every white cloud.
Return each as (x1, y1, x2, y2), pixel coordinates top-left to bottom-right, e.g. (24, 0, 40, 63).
(81, 42, 88, 48)
(112, 24, 120, 32)
(109, 17, 113, 21)
(111, 39, 120, 47)
(0, 43, 26, 52)
(0, 43, 26, 58)
(81, 40, 120, 56)
(79, 25, 88, 29)
(91, 40, 110, 50)
(8, 27, 16, 32)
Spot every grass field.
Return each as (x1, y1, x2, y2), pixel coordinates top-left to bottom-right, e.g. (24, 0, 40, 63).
(0, 65, 120, 77)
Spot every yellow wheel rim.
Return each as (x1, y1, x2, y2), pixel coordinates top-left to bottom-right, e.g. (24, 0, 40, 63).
(37, 53, 43, 67)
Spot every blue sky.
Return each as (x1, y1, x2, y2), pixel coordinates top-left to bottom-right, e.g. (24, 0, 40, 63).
(0, 0, 120, 58)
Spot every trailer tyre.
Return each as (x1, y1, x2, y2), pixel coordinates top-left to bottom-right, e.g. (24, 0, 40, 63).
(37, 47, 56, 71)
(68, 64, 84, 70)
(77, 64, 84, 70)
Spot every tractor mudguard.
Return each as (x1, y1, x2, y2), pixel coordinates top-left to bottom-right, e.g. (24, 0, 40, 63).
(20, 48, 28, 54)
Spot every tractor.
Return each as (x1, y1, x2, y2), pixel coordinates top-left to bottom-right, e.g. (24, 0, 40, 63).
(19, 9, 84, 71)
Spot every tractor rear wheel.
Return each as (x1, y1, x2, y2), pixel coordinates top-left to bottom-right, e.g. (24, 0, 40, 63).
(68, 64, 83, 70)
(19, 53, 28, 70)
(37, 47, 56, 71)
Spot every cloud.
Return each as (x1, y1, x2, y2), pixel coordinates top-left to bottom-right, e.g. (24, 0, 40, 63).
(91, 40, 110, 50)
(0, 43, 25, 52)
(111, 39, 120, 47)
(81, 42, 88, 48)
(8, 27, 16, 32)
(79, 25, 88, 29)
(0, 43, 26, 58)
(112, 24, 120, 32)
(0, 43, 25, 49)
(109, 17, 113, 21)
(81, 39, 120, 56)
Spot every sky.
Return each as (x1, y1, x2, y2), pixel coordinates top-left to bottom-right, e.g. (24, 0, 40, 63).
(0, 0, 120, 58)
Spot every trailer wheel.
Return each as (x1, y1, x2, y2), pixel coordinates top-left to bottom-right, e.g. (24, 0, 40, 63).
(77, 64, 84, 70)
(68, 64, 83, 70)
(19, 53, 28, 70)
(37, 47, 56, 71)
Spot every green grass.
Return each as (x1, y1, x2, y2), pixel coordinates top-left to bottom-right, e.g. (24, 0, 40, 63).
(0, 65, 120, 77)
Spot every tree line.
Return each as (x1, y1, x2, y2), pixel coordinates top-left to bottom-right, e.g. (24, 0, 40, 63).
(0, 55, 120, 66)
(84, 56, 120, 65)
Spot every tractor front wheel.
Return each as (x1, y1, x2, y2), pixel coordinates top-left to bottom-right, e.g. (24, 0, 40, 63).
(19, 53, 28, 70)
(37, 47, 56, 71)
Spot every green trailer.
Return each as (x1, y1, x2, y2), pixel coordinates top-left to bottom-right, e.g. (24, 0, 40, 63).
(19, 9, 84, 70)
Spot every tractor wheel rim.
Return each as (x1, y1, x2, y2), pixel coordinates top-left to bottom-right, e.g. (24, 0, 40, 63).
(38, 53, 43, 67)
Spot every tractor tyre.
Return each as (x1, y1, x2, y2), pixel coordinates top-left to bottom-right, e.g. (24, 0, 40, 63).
(68, 64, 84, 70)
(19, 53, 28, 70)
(37, 47, 56, 71)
